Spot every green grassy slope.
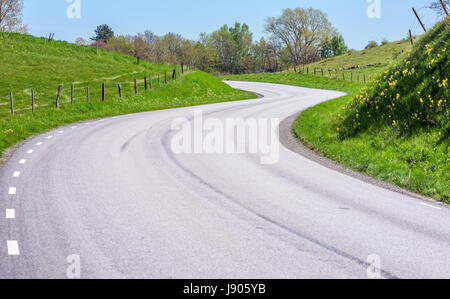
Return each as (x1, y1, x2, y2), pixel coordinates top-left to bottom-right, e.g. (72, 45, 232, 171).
(308, 39, 410, 70)
(225, 21, 449, 202)
(0, 34, 256, 159)
(0, 33, 176, 115)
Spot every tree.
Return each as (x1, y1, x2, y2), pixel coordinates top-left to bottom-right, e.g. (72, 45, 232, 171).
(330, 35, 348, 56)
(0, 0, 27, 34)
(321, 35, 348, 60)
(106, 35, 134, 56)
(75, 37, 88, 46)
(428, 0, 449, 16)
(320, 38, 334, 59)
(209, 22, 253, 74)
(265, 7, 336, 70)
(92, 24, 114, 43)
(365, 41, 378, 49)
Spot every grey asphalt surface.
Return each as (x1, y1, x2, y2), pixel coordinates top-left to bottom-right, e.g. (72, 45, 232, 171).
(1, 81, 449, 279)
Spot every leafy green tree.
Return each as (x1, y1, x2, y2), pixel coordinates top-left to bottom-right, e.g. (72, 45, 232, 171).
(321, 34, 347, 59)
(330, 35, 348, 56)
(92, 24, 114, 43)
(320, 38, 334, 59)
(210, 22, 253, 74)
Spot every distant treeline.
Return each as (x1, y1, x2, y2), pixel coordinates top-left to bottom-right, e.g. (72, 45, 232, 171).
(80, 8, 349, 75)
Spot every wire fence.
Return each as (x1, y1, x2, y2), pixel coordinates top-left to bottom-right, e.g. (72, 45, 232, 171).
(0, 65, 194, 117)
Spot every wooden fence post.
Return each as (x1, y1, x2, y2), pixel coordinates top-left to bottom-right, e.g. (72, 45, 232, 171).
(71, 84, 74, 105)
(364, 74, 366, 83)
(440, 0, 449, 16)
(144, 77, 148, 91)
(134, 79, 138, 94)
(172, 69, 176, 80)
(32, 89, 35, 112)
(409, 29, 414, 46)
(87, 87, 90, 102)
(118, 84, 122, 98)
(343, 73, 345, 81)
(165, 72, 167, 84)
(56, 85, 62, 109)
(181, 64, 184, 74)
(102, 83, 106, 102)
(412, 8, 427, 32)
(10, 92, 14, 115)
(321, 69, 324, 77)
(351, 72, 353, 82)
(158, 75, 161, 87)
(149, 75, 152, 90)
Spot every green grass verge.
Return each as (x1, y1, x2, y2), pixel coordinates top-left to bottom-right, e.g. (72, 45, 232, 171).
(224, 72, 449, 203)
(0, 71, 256, 159)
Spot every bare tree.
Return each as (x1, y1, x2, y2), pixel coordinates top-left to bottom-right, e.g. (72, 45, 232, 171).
(75, 37, 88, 46)
(0, 0, 27, 34)
(428, 0, 449, 16)
(265, 7, 336, 70)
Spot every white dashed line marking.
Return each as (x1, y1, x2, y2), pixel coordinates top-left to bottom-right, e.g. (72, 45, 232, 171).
(6, 209, 15, 219)
(7, 241, 20, 255)
(27, 150, 34, 154)
(13, 171, 20, 177)
(19, 159, 26, 164)
(420, 203, 442, 210)
(46, 136, 53, 139)
(36, 142, 43, 146)
(8, 187, 16, 195)
(58, 130, 64, 134)
(71, 126, 77, 129)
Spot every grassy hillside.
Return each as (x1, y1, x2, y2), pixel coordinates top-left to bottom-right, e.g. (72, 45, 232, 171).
(0, 33, 176, 116)
(307, 39, 411, 71)
(297, 20, 449, 203)
(338, 21, 449, 139)
(0, 33, 256, 159)
(225, 20, 449, 202)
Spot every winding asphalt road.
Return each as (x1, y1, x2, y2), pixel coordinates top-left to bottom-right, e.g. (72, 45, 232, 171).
(1, 81, 449, 279)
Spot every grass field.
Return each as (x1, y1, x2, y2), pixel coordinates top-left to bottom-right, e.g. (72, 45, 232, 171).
(0, 33, 256, 159)
(224, 28, 449, 203)
(283, 39, 412, 84)
(0, 33, 178, 116)
(307, 39, 411, 71)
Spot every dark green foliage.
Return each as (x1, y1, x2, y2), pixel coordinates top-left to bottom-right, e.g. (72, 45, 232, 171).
(321, 35, 348, 59)
(92, 24, 114, 43)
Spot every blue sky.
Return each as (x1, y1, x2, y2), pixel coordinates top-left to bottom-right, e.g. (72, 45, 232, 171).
(23, 0, 443, 50)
